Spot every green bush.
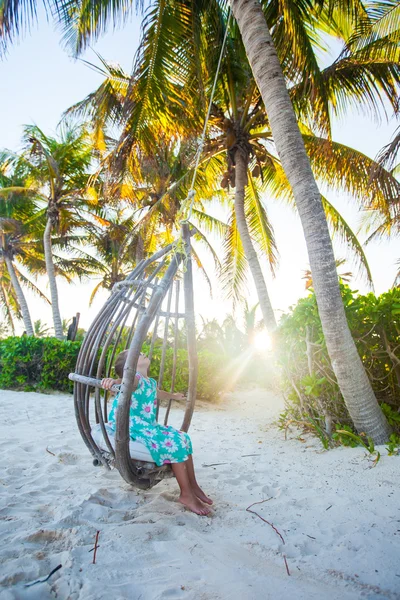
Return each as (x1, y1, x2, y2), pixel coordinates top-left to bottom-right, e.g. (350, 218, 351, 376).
(278, 285, 400, 441)
(0, 321, 275, 400)
(0, 335, 229, 399)
(0, 336, 81, 392)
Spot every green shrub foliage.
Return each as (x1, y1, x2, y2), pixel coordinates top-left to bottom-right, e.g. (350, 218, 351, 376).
(0, 336, 81, 392)
(0, 334, 236, 398)
(0, 317, 276, 398)
(278, 285, 400, 441)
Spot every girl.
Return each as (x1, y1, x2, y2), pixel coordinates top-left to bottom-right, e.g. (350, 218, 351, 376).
(101, 350, 213, 516)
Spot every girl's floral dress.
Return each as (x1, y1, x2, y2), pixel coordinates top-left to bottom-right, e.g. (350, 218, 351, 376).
(108, 373, 193, 467)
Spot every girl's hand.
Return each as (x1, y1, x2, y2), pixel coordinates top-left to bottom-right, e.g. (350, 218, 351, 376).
(173, 392, 186, 401)
(101, 378, 119, 390)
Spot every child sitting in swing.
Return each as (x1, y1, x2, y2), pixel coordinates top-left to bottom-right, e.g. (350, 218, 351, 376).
(101, 350, 213, 516)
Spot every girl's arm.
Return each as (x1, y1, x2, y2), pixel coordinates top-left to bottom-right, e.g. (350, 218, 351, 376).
(101, 378, 121, 394)
(157, 389, 186, 402)
(101, 377, 140, 394)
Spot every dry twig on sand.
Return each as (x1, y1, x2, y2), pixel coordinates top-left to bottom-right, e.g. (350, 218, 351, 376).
(92, 531, 100, 564)
(246, 498, 290, 576)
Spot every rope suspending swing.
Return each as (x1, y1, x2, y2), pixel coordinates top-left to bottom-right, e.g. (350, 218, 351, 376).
(180, 7, 232, 223)
(69, 10, 232, 489)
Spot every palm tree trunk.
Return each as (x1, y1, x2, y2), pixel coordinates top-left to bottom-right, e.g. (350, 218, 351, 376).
(135, 233, 144, 263)
(43, 218, 63, 339)
(234, 150, 277, 332)
(231, 0, 391, 442)
(4, 255, 34, 336)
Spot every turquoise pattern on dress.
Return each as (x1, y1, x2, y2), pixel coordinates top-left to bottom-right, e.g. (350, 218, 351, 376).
(108, 373, 193, 466)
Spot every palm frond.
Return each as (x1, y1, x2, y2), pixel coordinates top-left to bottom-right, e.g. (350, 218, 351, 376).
(303, 134, 400, 215)
(375, 124, 400, 170)
(244, 172, 278, 275)
(13, 266, 51, 303)
(0, 0, 45, 56)
(63, 53, 130, 135)
(188, 223, 222, 271)
(268, 0, 331, 133)
(346, 0, 400, 52)
(320, 195, 374, 287)
(361, 205, 400, 243)
(56, 0, 137, 56)
(220, 204, 247, 304)
(291, 46, 400, 122)
(191, 208, 228, 239)
(89, 279, 105, 306)
(190, 243, 213, 296)
(115, 0, 205, 170)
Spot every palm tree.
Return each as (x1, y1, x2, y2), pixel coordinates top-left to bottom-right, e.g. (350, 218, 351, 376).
(229, 0, 396, 441)
(79, 208, 146, 304)
(0, 124, 93, 338)
(0, 158, 52, 335)
(34, 319, 52, 337)
(0, 261, 19, 334)
(1, 218, 37, 336)
(0, 315, 12, 339)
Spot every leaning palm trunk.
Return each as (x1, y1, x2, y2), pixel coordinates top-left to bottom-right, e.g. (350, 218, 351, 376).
(4, 255, 34, 336)
(235, 150, 277, 332)
(231, 0, 390, 442)
(43, 218, 63, 339)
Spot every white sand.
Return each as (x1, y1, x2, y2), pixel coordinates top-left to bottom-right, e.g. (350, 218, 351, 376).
(0, 387, 399, 600)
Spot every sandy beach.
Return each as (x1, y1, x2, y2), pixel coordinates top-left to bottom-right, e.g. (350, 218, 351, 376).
(0, 387, 399, 600)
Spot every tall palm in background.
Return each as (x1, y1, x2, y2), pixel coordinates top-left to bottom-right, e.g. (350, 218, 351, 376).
(0, 124, 93, 338)
(0, 217, 44, 335)
(0, 263, 19, 334)
(80, 208, 147, 304)
(0, 156, 51, 335)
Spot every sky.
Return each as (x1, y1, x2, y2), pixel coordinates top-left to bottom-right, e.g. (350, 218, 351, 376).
(1, 10, 399, 334)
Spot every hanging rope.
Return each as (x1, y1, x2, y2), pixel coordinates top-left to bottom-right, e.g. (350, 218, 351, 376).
(180, 7, 233, 224)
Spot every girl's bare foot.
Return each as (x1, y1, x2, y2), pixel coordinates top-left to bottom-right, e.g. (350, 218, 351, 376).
(192, 485, 213, 505)
(178, 493, 211, 516)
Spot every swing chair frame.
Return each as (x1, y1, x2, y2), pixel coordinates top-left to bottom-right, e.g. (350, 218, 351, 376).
(70, 223, 198, 489)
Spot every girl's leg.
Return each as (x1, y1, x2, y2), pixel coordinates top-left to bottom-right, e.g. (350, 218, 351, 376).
(171, 461, 210, 516)
(186, 455, 213, 505)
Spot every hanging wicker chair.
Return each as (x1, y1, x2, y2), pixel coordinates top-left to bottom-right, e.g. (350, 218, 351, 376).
(69, 223, 198, 489)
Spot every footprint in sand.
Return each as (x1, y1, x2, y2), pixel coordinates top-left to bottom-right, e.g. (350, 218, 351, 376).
(223, 476, 243, 487)
(26, 528, 66, 543)
(19, 528, 73, 556)
(57, 452, 79, 464)
(159, 586, 187, 598)
(260, 483, 281, 497)
(20, 444, 36, 453)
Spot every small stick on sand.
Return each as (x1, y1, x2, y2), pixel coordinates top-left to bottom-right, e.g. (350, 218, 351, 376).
(246, 499, 290, 576)
(241, 454, 261, 457)
(46, 447, 55, 456)
(246, 499, 285, 545)
(93, 531, 100, 564)
(283, 555, 290, 576)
